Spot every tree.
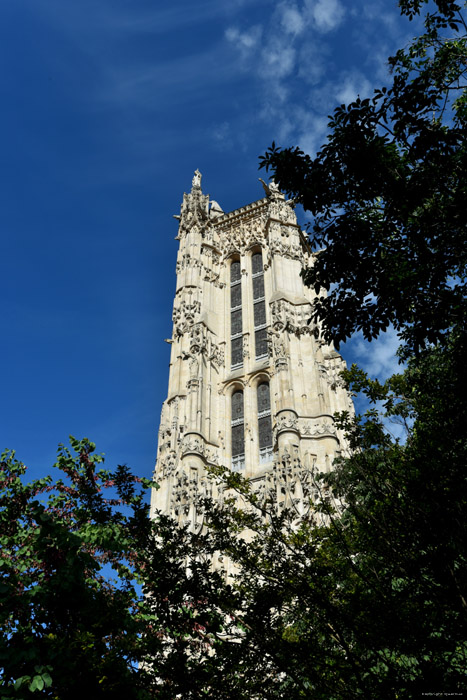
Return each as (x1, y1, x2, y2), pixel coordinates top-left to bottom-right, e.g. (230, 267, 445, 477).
(0, 438, 146, 697)
(260, 0, 467, 355)
(186, 323, 462, 698)
(0, 437, 231, 699)
(182, 0, 467, 695)
(189, 342, 466, 694)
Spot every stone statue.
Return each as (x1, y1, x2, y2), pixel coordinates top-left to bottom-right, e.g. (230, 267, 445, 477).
(192, 169, 202, 189)
(259, 178, 284, 199)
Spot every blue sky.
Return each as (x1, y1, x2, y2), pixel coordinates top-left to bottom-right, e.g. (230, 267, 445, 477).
(1, 0, 415, 482)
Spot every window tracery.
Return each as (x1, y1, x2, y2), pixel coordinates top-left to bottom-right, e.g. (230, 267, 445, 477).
(257, 382, 273, 463)
(230, 260, 243, 368)
(251, 251, 268, 360)
(231, 389, 245, 471)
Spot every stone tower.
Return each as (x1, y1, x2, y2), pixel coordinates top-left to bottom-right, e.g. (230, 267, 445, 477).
(150, 171, 353, 526)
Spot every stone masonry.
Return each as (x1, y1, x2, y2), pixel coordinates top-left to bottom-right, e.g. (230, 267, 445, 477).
(150, 171, 354, 529)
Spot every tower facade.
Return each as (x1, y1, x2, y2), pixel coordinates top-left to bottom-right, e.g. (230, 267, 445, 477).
(150, 171, 353, 526)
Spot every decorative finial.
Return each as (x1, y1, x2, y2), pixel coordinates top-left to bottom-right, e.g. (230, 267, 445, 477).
(192, 169, 202, 190)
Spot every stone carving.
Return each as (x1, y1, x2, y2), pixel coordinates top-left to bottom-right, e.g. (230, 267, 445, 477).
(269, 237, 303, 261)
(189, 323, 205, 354)
(180, 323, 224, 369)
(259, 178, 285, 199)
(201, 245, 221, 265)
(270, 299, 315, 336)
(242, 334, 250, 358)
(267, 329, 288, 372)
(176, 253, 203, 274)
(274, 357, 288, 373)
(181, 435, 204, 456)
(320, 352, 348, 391)
(157, 422, 173, 454)
(192, 169, 202, 189)
(204, 269, 223, 287)
(176, 176, 210, 239)
(274, 358, 288, 373)
(175, 245, 225, 287)
(189, 355, 199, 378)
(187, 377, 199, 393)
(218, 344, 226, 366)
(170, 470, 192, 517)
(200, 246, 223, 287)
(172, 299, 201, 335)
(275, 412, 299, 434)
(249, 446, 334, 524)
(159, 449, 177, 478)
(201, 225, 215, 244)
(152, 174, 354, 534)
(275, 336, 287, 359)
(209, 200, 224, 217)
(268, 198, 297, 225)
(218, 215, 267, 256)
(180, 435, 216, 463)
(253, 446, 305, 517)
(208, 344, 223, 368)
(299, 417, 337, 437)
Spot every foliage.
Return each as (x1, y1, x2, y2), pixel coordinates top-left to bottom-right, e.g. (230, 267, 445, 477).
(173, 329, 464, 698)
(0, 438, 142, 698)
(241, 0, 467, 695)
(260, 0, 467, 354)
(0, 438, 231, 699)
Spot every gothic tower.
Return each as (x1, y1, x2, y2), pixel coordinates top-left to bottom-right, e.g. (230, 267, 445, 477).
(150, 171, 353, 526)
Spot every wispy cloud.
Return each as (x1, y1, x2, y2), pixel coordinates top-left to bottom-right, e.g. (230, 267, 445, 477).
(221, 0, 379, 156)
(308, 0, 346, 33)
(334, 70, 373, 104)
(107, 0, 237, 34)
(346, 326, 402, 380)
(24, 0, 412, 177)
(280, 4, 306, 36)
(225, 24, 263, 60)
(100, 44, 237, 109)
(260, 39, 296, 79)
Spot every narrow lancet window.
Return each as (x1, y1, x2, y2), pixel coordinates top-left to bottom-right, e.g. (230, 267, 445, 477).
(257, 382, 273, 463)
(230, 260, 243, 368)
(231, 390, 245, 470)
(252, 251, 268, 360)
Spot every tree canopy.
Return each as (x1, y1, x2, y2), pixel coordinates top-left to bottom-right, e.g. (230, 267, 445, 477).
(260, 0, 467, 354)
(0, 438, 231, 699)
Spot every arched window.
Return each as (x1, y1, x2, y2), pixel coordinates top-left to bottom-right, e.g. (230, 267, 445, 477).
(257, 382, 273, 463)
(230, 260, 243, 368)
(231, 389, 245, 471)
(251, 251, 268, 360)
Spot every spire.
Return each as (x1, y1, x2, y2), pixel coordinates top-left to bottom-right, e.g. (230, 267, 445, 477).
(175, 170, 209, 238)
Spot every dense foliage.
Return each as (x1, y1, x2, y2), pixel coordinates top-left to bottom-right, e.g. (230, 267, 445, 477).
(0, 439, 231, 699)
(245, 0, 467, 694)
(200, 332, 467, 697)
